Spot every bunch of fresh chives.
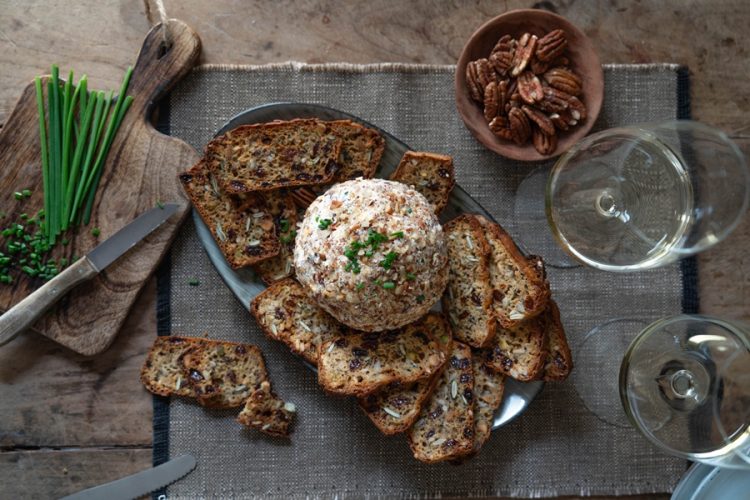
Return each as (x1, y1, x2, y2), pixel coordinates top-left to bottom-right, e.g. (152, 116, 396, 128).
(34, 65, 133, 244)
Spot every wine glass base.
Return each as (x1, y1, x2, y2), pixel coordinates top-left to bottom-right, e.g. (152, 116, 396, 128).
(570, 318, 649, 427)
(513, 166, 582, 269)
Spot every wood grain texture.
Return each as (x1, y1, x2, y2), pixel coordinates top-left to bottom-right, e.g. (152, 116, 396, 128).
(0, 1, 748, 498)
(0, 278, 155, 448)
(0, 448, 152, 499)
(0, 19, 201, 355)
(0, 257, 98, 346)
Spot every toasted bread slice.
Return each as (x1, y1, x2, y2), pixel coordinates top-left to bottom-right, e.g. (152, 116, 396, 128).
(408, 341, 475, 463)
(480, 316, 547, 381)
(237, 380, 296, 438)
(252, 194, 299, 284)
(140, 336, 204, 397)
(476, 215, 550, 328)
(442, 215, 496, 348)
(330, 120, 385, 182)
(250, 278, 348, 365)
(540, 300, 573, 381)
(178, 160, 280, 269)
(390, 151, 455, 214)
(206, 119, 340, 193)
(318, 321, 447, 397)
(181, 340, 268, 408)
(471, 357, 506, 452)
(358, 313, 453, 434)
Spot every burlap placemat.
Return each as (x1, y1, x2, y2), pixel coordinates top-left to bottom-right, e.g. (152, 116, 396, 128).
(154, 63, 694, 498)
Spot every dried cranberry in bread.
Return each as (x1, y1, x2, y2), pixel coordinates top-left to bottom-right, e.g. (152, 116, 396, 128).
(390, 151, 455, 215)
(140, 336, 204, 397)
(252, 194, 298, 284)
(317, 321, 447, 397)
(358, 313, 453, 434)
(181, 340, 268, 408)
(329, 120, 385, 181)
(408, 341, 475, 463)
(206, 119, 340, 192)
(476, 215, 550, 328)
(480, 316, 547, 381)
(178, 160, 280, 269)
(442, 214, 496, 348)
(471, 357, 506, 452)
(540, 300, 573, 381)
(237, 380, 296, 438)
(250, 278, 348, 365)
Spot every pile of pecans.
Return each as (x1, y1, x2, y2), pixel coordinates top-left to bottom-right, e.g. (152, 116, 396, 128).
(466, 29, 587, 155)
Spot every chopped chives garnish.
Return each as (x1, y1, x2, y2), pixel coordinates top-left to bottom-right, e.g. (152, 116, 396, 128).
(156, 201, 165, 209)
(280, 230, 296, 244)
(91, 227, 100, 237)
(416, 294, 425, 303)
(279, 218, 290, 233)
(389, 231, 404, 239)
(379, 251, 398, 269)
(406, 273, 416, 280)
(317, 218, 333, 230)
(382, 281, 395, 290)
(188, 278, 200, 286)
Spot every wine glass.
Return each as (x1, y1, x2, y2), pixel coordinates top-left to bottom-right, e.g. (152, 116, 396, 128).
(536, 120, 748, 271)
(620, 315, 750, 468)
(574, 315, 750, 468)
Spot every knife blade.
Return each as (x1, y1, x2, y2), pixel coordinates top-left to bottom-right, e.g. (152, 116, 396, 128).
(60, 454, 196, 500)
(0, 204, 179, 346)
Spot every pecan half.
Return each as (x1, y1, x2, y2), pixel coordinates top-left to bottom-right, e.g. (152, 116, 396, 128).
(491, 34, 515, 54)
(483, 81, 500, 122)
(544, 67, 583, 96)
(549, 112, 570, 131)
(537, 86, 568, 113)
(543, 85, 586, 118)
(490, 50, 514, 77)
(475, 58, 495, 89)
(536, 29, 567, 62)
(521, 105, 555, 136)
(532, 128, 558, 155)
(510, 33, 538, 77)
(530, 57, 550, 75)
(490, 35, 515, 76)
(517, 71, 544, 104)
(567, 95, 587, 121)
(508, 107, 531, 145)
(489, 116, 513, 141)
(466, 61, 484, 102)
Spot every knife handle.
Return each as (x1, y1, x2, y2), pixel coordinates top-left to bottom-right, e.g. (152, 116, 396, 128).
(0, 257, 98, 346)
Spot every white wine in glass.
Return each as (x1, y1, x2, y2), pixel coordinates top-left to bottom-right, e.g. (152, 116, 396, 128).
(546, 121, 749, 271)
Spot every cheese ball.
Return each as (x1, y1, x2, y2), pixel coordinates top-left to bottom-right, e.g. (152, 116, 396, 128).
(293, 179, 449, 331)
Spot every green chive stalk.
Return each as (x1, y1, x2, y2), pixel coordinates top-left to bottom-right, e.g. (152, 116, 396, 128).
(33, 78, 50, 238)
(63, 84, 96, 225)
(82, 94, 133, 224)
(49, 66, 61, 242)
(69, 91, 104, 225)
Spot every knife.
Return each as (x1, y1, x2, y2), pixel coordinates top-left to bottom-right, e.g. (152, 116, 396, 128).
(60, 454, 196, 500)
(0, 204, 179, 346)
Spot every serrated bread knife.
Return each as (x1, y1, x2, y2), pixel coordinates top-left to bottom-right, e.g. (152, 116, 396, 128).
(0, 204, 179, 346)
(60, 454, 196, 500)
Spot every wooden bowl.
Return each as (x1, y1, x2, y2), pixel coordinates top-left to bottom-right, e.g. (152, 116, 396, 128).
(455, 9, 604, 162)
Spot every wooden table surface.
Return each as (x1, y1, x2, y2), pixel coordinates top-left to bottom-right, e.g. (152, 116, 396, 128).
(0, 1, 747, 498)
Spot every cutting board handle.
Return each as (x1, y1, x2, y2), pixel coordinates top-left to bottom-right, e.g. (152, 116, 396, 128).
(127, 19, 201, 123)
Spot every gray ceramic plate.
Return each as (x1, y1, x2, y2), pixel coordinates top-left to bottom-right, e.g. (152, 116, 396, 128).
(193, 102, 544, 429)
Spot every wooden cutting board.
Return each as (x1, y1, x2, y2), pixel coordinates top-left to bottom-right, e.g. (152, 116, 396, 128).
(0, 20, 201, 355)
